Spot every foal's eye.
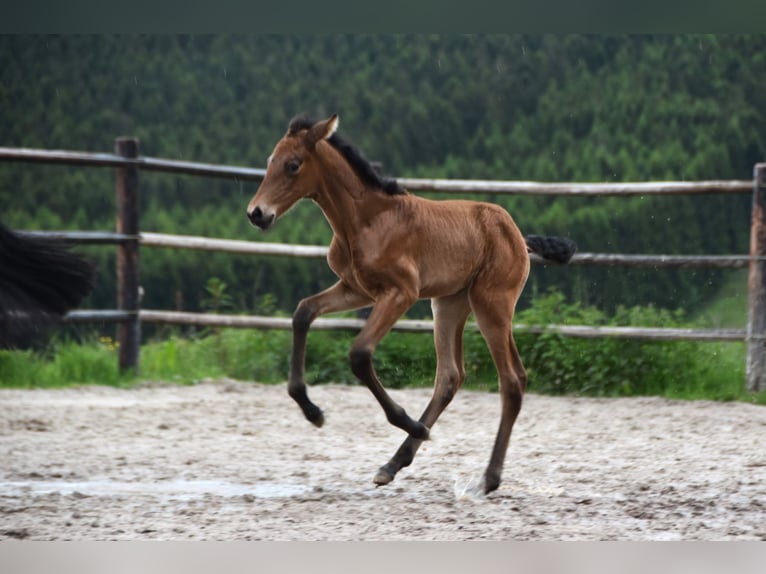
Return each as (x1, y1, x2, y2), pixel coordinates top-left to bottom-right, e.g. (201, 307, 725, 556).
(285, 159, 301, 176)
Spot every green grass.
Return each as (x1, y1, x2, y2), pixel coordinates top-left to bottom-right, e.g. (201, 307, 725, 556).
(0, 337, 124, 388)
(2, 292, 764, 405)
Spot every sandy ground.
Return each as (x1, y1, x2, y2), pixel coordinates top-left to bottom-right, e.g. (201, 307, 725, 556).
(0, 379, 764, 541)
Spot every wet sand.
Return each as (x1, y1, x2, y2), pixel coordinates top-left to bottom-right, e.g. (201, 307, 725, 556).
(1, 380, 764, 540)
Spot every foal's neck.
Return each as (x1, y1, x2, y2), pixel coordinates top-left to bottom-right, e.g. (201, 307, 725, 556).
(312, 147, 397, 241)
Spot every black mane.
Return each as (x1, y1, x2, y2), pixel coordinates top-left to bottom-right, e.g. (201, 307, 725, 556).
(287, 115, 405, 196)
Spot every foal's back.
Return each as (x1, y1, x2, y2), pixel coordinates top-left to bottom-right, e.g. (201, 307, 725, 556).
(389, 194, 530, 300)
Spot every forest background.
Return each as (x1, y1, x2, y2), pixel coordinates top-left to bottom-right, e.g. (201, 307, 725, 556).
(1, 34, 764, 329)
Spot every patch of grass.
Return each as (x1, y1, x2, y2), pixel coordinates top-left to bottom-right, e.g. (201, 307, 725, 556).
(138, 328, 293, 384)
(0, 337, 125, 388)
(514, 292, 758, 402)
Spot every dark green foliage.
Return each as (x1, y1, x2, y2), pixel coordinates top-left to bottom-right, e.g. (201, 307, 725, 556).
(512, 292, 744, 399)
(0, 35, 763, 319)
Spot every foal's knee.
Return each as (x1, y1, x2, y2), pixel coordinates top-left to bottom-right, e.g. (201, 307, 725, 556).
(349, 345, 373, 380)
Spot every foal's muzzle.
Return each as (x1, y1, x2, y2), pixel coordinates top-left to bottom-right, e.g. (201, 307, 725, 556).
(247, 206, 275, 230)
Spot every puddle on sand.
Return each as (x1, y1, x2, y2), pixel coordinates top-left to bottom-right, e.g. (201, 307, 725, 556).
(0, 479, 310, 500)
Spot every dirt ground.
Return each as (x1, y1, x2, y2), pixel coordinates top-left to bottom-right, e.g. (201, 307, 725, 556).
(0, 379, 764, 540)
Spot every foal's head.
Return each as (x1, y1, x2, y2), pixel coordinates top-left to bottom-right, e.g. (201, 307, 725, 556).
(247, 113, 404, 230)
(246, 114, 340, 230)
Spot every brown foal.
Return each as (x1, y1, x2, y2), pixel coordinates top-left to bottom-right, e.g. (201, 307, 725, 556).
(247, 114, 576, 494)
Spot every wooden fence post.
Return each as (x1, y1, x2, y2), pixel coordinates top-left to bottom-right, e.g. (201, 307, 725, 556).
(747, 163, 766, 392)
(115, 137, 141, 373)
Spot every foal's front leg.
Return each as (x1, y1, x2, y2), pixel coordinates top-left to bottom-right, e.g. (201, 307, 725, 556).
(289, 281, 372, 426)
(349, 290, 429, 440)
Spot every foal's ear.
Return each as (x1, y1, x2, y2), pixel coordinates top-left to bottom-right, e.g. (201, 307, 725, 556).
(305, 114, 339, 149)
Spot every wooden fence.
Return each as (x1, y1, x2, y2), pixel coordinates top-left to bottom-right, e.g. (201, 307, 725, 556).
(1, 140, 764, 392)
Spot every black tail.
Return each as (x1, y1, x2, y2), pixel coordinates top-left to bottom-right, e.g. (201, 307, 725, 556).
(0, 223, 95, 348)
(524, 234, 577, 264)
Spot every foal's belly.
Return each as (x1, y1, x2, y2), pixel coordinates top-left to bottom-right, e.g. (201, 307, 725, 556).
(416, 261, 476, 299)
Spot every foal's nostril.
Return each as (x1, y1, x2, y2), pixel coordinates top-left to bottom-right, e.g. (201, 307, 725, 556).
(248, 206, 263, 225)
(247, 206, 274, 229)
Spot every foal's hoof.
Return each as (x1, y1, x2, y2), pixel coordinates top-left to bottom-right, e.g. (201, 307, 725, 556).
(483, 471, 501, 494)
(373, 466, 395, 487)
(304, 403, 325, 428)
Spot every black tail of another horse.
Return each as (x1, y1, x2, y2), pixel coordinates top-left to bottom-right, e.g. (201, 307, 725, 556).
(0, 223, 95, 348)
(524, 235, 577, 264)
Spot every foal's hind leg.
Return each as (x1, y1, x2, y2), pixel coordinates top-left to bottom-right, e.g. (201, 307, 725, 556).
(374, 291, 471, 487)
(289, 281, 372, 426)
(470, 287, 528, 495)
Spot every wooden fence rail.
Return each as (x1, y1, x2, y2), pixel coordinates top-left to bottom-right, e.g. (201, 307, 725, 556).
(148, 235, 764, 268)
(60, 309, 748, 342)
(1, 146, 753, 195)
(1, 143, 764, 392)
(20, 230, 765, 268)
